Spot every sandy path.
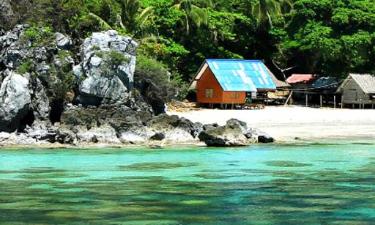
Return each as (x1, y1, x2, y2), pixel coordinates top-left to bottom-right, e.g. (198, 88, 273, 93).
(169, 106, 375, 142)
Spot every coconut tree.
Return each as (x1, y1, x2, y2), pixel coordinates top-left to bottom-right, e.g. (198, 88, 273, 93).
(172, 0, 213, 34)
(116, 0, 154, 35)
(251, 0, 293, 27)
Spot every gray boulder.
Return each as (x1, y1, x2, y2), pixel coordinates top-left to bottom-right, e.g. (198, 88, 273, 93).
(257, 132, 275, 143)
(75, 30, 138, 105)
(55, 32, 72, 50)
(0, 71, 31, 132)
(198, 119, 257, 147)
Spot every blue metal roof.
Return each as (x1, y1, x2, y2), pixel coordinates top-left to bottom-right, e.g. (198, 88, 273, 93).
(206, 59, 276, 92)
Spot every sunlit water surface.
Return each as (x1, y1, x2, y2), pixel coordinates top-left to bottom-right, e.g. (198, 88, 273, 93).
(1, 142, 375, 224)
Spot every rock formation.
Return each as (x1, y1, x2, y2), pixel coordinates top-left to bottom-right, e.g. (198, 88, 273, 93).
(198, 119, 258, 147)
(0, 24, 274, 147)
(74, 30, 138, 106)
(0, 71, 31, 132)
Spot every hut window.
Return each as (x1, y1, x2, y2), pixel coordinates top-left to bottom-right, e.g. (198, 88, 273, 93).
(205, 89, 214, 98)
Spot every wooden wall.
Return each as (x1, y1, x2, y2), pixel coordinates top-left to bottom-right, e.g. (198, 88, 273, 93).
(196, 67, 246, 104)
(341, 79, 374, 104)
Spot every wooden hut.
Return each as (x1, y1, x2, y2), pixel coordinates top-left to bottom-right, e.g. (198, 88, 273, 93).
(286, 74, 317, 106)
(190, 59, 277, 107)
(337, 74, 375, 108)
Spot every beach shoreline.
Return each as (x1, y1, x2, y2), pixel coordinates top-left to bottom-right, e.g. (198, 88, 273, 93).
(169, 106, 375, 142)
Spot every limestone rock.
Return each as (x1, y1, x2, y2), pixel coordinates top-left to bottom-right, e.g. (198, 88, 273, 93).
(55, 32, 72, 49)
(75, 30, 138, 106)
(0, 71, 31, 132)
(76, 125, 120, 144)
(24, 121, 56, 142)
(198, 119, 257, 147)
(29, 77, 50, 119)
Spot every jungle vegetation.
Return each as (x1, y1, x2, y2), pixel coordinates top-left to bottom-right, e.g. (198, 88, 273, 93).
(4, 0, 375, 97)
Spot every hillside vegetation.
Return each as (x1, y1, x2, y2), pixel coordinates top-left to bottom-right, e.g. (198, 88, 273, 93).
(3, 0, 375, 96)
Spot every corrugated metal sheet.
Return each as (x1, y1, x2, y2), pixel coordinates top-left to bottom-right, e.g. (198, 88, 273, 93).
(312, 77, 339, 89)
(286, 74, 316, 84)
(206, 59, 276, 92)
(350, 74, 375, 94)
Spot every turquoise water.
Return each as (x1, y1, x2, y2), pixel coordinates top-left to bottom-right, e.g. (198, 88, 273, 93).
(1, 143, 375, 224)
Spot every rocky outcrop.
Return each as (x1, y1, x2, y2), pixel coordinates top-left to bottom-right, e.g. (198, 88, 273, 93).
(198, 119, 260, 147)
(146, 114, 203, 142)
(0, 25, 275, 148)
(0, 71, 32, 132)
(74, 30, 138, 106)
(29, 77, 50, 120)
(57, 107, 202, 145)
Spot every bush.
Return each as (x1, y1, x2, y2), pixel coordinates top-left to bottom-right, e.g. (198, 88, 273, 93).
(21, 25, 54, 47)
(135, 55, 187, 100)
(17, 59, 34, 74)
(106, 50, 130, 68)
(135, 54, 170, 85)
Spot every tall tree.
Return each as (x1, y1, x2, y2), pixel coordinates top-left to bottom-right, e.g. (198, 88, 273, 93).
(251, 0, 293, 27)
(172, 0, 212, 34)
(117, 0, 154, 35)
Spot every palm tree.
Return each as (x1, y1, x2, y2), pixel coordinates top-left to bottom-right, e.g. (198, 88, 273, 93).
(251, 0, 293, 27)
(172, 0, 213, 34)
(85, 0, 154, 36)
(117, 0, 154, 35)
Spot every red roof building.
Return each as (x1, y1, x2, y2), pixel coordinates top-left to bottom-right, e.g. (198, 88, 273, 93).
(286, 74, 316, 84)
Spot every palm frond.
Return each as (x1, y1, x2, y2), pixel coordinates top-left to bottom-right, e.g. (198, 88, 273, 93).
(88, 12, 112, 30)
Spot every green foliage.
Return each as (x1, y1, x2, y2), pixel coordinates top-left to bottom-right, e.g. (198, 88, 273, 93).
(107, 50, 130, 67)
(251, 0, 293, 27)
(8, 0, 375, 100)
(280, 0, 375, 75)
(17, 60, 34, 74)
(21, 26, 54, 47)
(135, 54, 170, 84)
(135, 54, 187, 100)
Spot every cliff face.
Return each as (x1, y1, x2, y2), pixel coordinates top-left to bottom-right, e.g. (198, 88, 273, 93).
(0, 25, 149, 133)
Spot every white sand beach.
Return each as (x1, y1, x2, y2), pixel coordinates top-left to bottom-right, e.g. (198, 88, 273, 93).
(169, 106, 375, 142)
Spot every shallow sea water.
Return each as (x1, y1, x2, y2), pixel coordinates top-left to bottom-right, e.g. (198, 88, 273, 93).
(1, 142, 375, 224)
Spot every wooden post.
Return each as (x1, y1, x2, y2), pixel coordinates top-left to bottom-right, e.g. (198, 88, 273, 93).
(284, 91, 293, 106)
(320, 95, 323, 108)
(334, 95, 337, 109)
(341, 95, 344, 109)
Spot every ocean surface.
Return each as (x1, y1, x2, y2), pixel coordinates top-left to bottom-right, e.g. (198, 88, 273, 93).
(1, 142, 375, 224)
